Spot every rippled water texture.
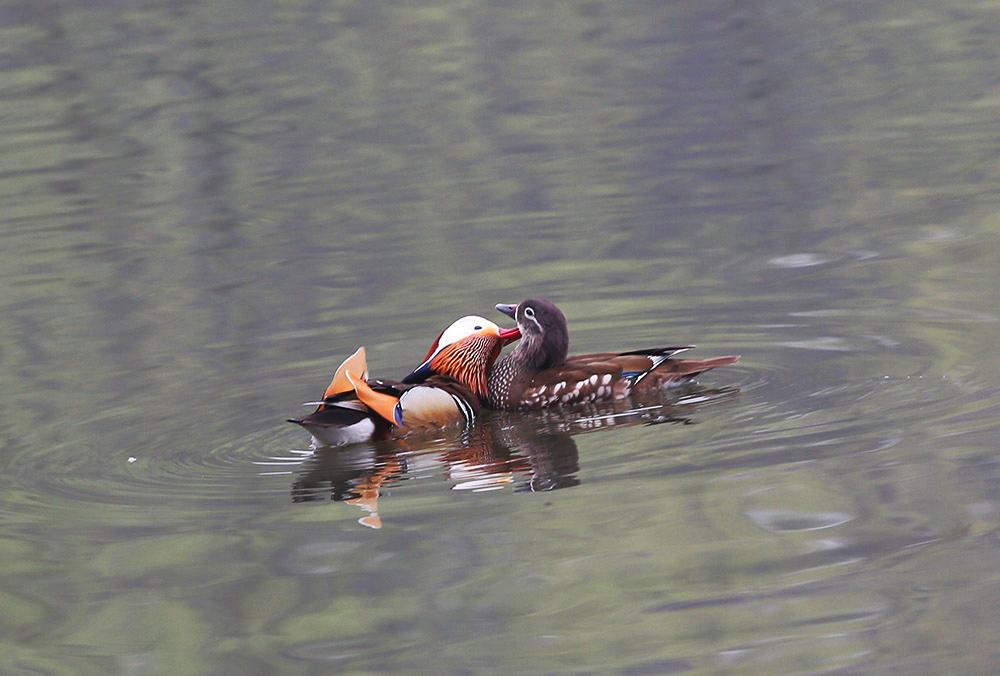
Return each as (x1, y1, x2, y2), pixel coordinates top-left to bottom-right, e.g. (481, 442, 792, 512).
(3, 1, 1000, 675)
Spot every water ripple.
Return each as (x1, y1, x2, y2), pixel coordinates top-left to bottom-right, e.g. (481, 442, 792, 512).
(6, 428, 297, 517)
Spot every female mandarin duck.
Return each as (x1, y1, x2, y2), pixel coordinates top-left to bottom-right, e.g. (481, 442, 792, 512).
(289, 316, 520, 446)
(487, 298, 740, 409)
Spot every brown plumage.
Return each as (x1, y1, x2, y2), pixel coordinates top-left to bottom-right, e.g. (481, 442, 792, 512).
(487, 298, 740, 410)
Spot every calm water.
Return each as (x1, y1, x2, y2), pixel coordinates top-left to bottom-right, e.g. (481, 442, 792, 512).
(3, 1, 1000, 674)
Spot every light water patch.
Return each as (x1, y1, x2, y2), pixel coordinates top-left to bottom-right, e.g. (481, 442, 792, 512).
(769, 253, 831, 268)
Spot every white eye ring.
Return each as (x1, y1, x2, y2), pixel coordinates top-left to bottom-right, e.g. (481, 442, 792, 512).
(524, 307, 535, 318)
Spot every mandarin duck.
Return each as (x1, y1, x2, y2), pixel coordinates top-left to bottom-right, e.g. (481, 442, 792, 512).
(487, 298, 740, 410)
(289, 316, 520, 446)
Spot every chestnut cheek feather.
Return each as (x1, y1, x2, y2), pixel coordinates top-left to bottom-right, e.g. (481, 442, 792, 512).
(429, 336, 502, 398)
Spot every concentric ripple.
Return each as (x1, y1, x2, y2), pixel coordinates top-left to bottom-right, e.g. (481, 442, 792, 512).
(3, 425, 302, 522)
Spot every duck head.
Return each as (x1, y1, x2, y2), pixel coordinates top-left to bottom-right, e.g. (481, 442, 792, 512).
(402, 315, 520, 397)
(495, 298, 569, 370)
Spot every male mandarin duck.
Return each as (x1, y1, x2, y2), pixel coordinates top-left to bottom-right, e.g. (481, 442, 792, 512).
(289, 316, 520, 446)
(487, 298, 740, 410)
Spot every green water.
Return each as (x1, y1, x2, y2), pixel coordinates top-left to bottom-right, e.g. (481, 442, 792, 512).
(3, 1, 1000, 674)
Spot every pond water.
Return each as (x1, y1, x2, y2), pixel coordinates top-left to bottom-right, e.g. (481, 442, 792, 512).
(3, 1, 1000, 674)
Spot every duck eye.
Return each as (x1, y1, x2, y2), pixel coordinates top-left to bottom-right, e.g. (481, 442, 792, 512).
(524, 307, 535, 318)
(474, 325, 482, 330)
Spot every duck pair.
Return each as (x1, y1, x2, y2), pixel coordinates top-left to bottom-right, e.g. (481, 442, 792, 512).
(289, 298, 740, 446)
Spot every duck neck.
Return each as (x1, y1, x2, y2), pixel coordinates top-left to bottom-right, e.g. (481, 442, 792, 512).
(516, 323, 568, 371)
(429, 336, 501, 399)
(487, 334, 556, 407)
(511, 333, 550, 371)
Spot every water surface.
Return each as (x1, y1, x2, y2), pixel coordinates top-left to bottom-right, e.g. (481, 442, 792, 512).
(2, 1, 1000, 674)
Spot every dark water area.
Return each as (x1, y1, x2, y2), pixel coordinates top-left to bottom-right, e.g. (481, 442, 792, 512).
(3, 1, 1000, 674)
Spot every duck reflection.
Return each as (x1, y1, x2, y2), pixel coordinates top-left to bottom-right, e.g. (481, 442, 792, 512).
(290, 445, 406, 529)
(287, 384, 737, 528)
(290, 415, 581, 528)
(445, 415, 582, 494)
